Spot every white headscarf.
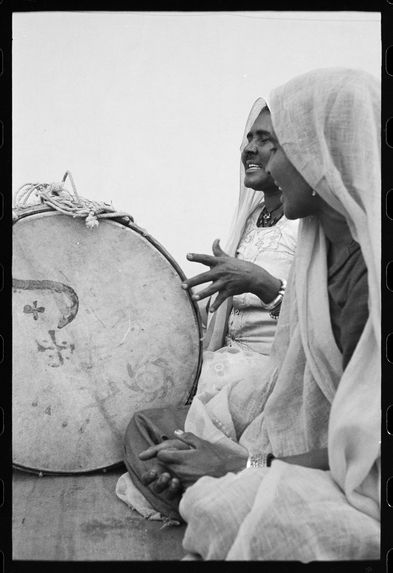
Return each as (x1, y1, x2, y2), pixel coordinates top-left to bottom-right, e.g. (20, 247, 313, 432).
(268, 67, 380, 516)
(181, 69, 380, 560)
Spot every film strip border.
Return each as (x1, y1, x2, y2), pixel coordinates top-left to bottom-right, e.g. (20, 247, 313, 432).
(0, 0, 8, 572)
(383, 2, 393, 572)
(0, 2, 390, 573)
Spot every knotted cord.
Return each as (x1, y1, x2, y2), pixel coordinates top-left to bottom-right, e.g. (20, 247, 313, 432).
(13, 171, 133, 228)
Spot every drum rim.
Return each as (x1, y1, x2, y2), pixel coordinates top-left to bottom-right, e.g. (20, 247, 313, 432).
(12, 461, 125, 476)
(13, 206, 203, 474)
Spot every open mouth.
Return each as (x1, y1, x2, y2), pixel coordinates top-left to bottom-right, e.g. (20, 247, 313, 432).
(246, 163, 264, 172)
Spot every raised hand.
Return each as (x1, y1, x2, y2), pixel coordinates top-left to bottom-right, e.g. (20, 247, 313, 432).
(182, 239, 281, 313)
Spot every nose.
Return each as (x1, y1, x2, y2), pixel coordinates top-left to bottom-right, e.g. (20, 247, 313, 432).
(243, 140, 257, 154)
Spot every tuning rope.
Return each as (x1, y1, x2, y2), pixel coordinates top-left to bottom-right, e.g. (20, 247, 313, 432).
(13, 170, 133, 228)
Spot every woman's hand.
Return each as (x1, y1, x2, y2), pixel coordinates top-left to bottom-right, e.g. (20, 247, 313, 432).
(139, 438, 191, 498)
(139, 431, 248, 492)
(182, 239, 282, 312)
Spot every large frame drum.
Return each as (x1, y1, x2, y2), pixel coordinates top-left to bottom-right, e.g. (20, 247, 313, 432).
(13, 205, 202, 474)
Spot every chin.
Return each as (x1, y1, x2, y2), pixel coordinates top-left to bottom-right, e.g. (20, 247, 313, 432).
(245, 177, 274, 192)
(282, 205, 298, 220)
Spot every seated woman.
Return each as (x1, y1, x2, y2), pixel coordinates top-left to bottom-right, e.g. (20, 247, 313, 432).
(122, 67, 380, 560)
(116, 99, 298, 516)
(181, 97, 298, 395)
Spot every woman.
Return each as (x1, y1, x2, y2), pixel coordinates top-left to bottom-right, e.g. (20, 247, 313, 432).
(181, 98, 298, 394)
(117, 100, 298, 518)
(137, 68, 380, 560)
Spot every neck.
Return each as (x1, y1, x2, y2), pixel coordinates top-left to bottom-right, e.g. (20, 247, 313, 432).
(317, 201, 352, 245)
(263, 190, 283, 213)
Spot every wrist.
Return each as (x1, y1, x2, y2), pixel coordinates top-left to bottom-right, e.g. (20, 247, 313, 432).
(224, 451, 248, 474)
(258, 278, 286, 310)
(250, 272, 282, 303)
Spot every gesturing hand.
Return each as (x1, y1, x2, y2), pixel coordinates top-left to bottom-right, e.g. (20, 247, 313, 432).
(182, 239, 281, 313)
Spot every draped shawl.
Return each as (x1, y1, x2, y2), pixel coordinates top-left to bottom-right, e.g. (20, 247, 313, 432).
(181, 68, 380, 561)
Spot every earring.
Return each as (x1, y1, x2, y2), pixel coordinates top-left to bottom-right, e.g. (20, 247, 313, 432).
(311, 190, 317, 197)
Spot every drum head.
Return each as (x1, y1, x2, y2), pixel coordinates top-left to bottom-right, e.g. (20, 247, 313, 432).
(13, 211, 201, 473)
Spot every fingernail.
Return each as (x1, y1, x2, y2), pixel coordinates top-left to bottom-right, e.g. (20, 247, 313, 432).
(209, 307, 215, 313)
(181, 283, 187, 289)
(187, 253, 193, 260)
(192, 294, 199, 300)
(174, 429, 184, 435)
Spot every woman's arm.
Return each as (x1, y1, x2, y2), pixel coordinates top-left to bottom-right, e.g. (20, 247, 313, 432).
(182, 239, 282, 313)
(277, 448, 328, 470)
(139, 433, 329, 495)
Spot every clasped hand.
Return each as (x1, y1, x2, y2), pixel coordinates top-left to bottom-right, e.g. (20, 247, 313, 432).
(139, 430, 248, 497)
(182, 239, 280, 312)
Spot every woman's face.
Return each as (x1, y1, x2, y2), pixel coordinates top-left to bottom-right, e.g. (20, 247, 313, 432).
(255, 110, 321, 220)
(241, 110, 278, 192)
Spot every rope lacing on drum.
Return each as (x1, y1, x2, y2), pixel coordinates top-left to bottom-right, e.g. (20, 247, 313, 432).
(13, 171, 133, 229)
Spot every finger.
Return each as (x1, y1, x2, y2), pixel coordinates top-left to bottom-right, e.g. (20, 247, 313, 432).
(141, 468, 159, 485)
(139, 439, 183, 460)
(152, 472, 172, 493)
(192, 281, 226, 302)
(208, 291, 229, 313)
(181, 270, 215, 291)
(186, 252, 218, 266)
(156, 448, 190, 463)
(167, 477, 183, 499)
(212, 238, 228, 258)
(173, 429, 202, 449)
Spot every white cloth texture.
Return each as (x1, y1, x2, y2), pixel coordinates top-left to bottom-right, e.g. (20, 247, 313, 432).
(180, 68, 381, 560)
(226, 205, 298, 354)
(115, 472, 163, 520)
(197, 205, 297, 395)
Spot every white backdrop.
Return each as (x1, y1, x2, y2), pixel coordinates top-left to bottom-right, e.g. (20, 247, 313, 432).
(13, 11, 380, 277)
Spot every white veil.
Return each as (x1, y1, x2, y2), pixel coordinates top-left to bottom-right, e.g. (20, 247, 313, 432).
(180, 69, 380, 560)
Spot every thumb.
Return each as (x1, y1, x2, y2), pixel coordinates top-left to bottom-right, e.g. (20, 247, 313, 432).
(212, 238, 228, 258)
(173, 429, 201, 449)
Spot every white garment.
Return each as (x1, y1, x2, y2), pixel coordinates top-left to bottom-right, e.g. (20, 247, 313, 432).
(181, 68, 380, 560)
(197, 205, 297, 397)
(226, 205, 298, 354)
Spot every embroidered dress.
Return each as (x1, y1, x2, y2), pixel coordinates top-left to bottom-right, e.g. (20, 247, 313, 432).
(226, 206, 297, 353)
(197, 206, 297, 396)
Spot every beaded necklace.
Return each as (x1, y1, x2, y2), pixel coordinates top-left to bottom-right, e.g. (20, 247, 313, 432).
(256, 204, 284, 228)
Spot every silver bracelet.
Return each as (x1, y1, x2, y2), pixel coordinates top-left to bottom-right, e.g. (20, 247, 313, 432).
(246, 453, 275, 469)
(260, 279, 287, 311)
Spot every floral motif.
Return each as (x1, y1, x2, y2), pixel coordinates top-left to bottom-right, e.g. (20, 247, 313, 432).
(126, 358, 174, 402)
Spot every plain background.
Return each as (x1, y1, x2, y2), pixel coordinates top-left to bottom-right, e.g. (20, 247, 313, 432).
(13, 11, 380, 277)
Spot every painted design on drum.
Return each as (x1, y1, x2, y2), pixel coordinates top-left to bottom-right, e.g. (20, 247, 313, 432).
(13, 278, 79, 328)
(126, 358, 175, 402)
(23, 300, 45, 320)
(36, 329, 75, 368)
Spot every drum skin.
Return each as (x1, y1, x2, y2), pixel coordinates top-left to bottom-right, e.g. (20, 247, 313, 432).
(13, 210, 202, 474)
